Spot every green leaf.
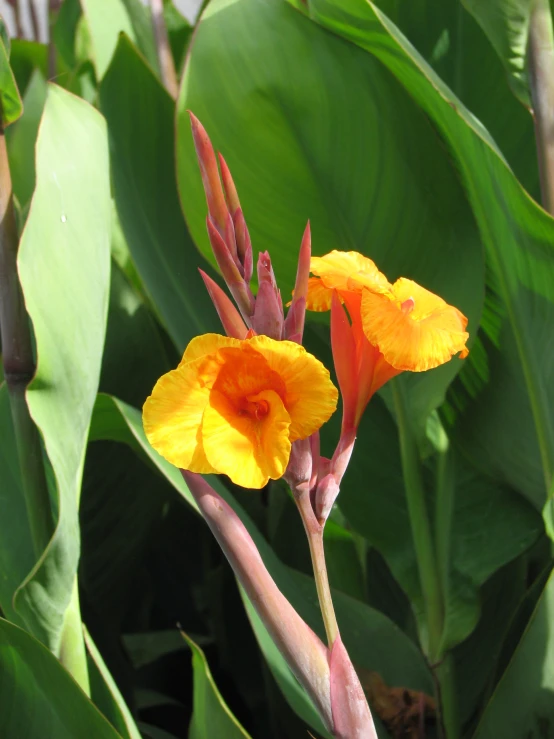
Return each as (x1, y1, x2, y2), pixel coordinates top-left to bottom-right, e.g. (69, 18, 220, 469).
(290, 0, 554, 526)
(176, 0, 484, 427)
(100, 35, 220, 352)
(84, 627, 141, 739)
(183, 632, 253, 739)
(9, 40, 48, 94)
(14, 84, 111, 654)
(472, 567, 554, 738)
(0, 618, 123, 739)
(5, 68, 47, 208)
(90, 393, 433, 735)
(80, 0, 158, 79)
(462, 0, 532, 106)
(0, 24, 22, 127)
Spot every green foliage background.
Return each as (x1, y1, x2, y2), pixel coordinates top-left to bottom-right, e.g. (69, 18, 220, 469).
(1, 0, 554, 737)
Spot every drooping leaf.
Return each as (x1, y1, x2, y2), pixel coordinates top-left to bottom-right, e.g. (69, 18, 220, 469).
(176, 0, 484, 428)
(14, 84, 111, 654)
(0, 618, 123, 739)
(100, 35, 219, 353)
(462, 0, 532, 106)
(183, 632, 253, 739)
(5, 68, 47, 207)
(472, 567, 554, 739)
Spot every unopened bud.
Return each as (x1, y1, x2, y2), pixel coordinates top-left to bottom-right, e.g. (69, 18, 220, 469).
(252, 251, 284, 339)
(199, 269, 248, 339)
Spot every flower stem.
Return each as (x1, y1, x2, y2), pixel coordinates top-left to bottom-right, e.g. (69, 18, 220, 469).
(294, 484, 339, 647)
(391, 379, 443, 662)
(150, 0, 179, 99)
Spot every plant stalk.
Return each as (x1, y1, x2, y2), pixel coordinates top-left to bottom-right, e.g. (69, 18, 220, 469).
(391, 380, 443, 662)
(529, 0, 554, 215)
(294, 484, 339, 647)
(0, 124, 52, 558)
(150, 0, 179, 99)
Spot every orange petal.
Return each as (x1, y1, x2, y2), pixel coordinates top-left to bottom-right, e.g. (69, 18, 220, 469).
(249, 335, 338, 441)
(202, 388, 291, 488)
(311, 251, 391, 294)
(179, 333, 241, 367)
(361, 279, 469, 372)
(143, 356, 220, 473)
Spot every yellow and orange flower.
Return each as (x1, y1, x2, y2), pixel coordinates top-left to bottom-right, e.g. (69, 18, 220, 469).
(143, 334, 338, 489)
(306, 250, 469, 432)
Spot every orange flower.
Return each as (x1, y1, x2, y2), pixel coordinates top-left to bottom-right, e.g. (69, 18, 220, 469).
(143, 334, 338, 489)
(306, 251, 469, 432)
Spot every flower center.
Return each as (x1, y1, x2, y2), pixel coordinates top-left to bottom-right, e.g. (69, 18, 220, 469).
(401, 297, 415, 315)
(238, 397, 270, 420)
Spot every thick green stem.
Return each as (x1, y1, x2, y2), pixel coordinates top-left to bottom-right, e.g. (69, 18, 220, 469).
(435, 655, 459, 739)
(294, 485, 339, 647)
(529, 0, 554, 216)
(59, 581, 90, 695)
(0, 125, 53, 558)
(391, 380, 443, 662)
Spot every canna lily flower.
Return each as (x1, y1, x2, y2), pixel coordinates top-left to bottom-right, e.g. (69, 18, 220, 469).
(306, 250, 469, 432)
(143, 333, 338, 489)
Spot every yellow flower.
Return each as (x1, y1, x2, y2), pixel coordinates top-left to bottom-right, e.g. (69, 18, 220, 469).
(143, 334, 338, 489)
(361, 278, 469, 372)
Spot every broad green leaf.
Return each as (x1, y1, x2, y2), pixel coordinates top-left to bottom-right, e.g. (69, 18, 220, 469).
(100, 35, 219, 352)
(14, 84, 111, 654)
(90, 393, 433, 734)
(6, 68, 47, 207)
(472, 567, 554, 739)
(176, 0, 484, 428)
(9, 40, 48, 94)
(462, 0, 532, 106)
(0, 24, 22, 127)
(290, 0, 554, 528)
(122, 630, 193, 669)
(84, 627, 141, 739)
(80, 0, 158, 79)
(0, 618, 122, 739)
(164, 0, 193, 72)
(183, 632, 252, 739)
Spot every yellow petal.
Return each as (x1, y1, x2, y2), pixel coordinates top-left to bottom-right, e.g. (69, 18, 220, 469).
(305, 276, 334, 312)
(249, 335, 338, 441)
(361, 279, 469, 372)
(311, 251, 391, 294)
(202, 388, 291, 488)
(143, 356, 220, 472)
(179, 333, 241, 367)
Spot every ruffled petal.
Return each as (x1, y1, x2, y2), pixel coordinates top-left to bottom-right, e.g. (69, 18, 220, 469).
(249, 335, 338, 441)
(202, 388, 291, 488)
(311, 251, 391, 294)
(143, 356, 220, 472)
(179, 333, 241, 367)
(361, 279, 469, 372)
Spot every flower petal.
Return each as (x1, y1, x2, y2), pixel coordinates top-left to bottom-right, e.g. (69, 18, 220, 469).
(311, 251, 391, 294)
(305, 277, 334, 312)
(202, 388, 291, 488)
(179, 333, 241, 367)
(143, 356, 220, 472)
(249, 335, 338, 441)
(361, 279, 469, 371)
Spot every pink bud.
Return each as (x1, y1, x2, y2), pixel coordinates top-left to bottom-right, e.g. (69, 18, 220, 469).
(218, 153, 241, 215)
(315, 473, 340, 524)
(233, 208, 253, 283)
(189, 112, 229, 237)
(206, 216, 255, 323)
(252, 251, 284, 339)
(329, 635, 377, 739)
(284, 438, 312, 490)
(330, 293, 357, 435)
(181, 471, 334, 731)
(284, 222, 311, 343)
(199, 269, 248, 339)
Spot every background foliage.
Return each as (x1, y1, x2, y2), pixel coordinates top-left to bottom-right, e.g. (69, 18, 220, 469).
(1, 0, 554, 737)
